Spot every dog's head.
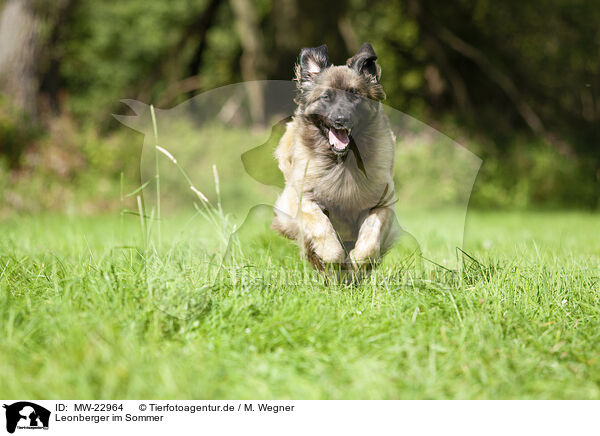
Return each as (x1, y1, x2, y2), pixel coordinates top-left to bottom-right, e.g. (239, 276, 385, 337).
(294, 43, 386, 156)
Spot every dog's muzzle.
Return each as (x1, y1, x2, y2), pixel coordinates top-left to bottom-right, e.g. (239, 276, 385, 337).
(327, 127, 351, 155)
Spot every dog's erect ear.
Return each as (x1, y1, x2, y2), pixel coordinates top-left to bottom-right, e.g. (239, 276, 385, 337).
(347, 42, 381, 83)
(296, 45, 330, 83)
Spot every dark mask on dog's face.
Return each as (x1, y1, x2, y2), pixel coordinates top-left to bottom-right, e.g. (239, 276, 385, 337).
(294, 44, 386, 156)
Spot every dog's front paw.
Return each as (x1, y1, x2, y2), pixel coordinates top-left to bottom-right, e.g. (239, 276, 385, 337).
(313, 236, 346, 264)
(349, 243, 380, 269)
(303, 236, 345, 271)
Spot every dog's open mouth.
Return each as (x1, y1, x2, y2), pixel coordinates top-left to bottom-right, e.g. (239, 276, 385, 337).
(327, 127, 351, 154)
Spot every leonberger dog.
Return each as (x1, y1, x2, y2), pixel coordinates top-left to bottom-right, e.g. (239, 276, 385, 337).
(272, 43, 398, 271)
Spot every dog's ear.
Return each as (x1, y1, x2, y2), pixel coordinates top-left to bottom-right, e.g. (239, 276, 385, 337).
(347, 42, 381, 83)
(295, 45, 330, 83)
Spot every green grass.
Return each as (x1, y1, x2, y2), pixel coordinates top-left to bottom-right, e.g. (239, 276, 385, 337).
(0, 210, 599, 399)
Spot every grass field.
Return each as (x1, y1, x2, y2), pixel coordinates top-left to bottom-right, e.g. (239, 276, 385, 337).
(0, 209, 599, 399)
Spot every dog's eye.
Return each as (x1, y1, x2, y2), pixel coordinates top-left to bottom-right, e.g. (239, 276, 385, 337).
(320, 93, 330, 101)
(349, 88, 359, 95)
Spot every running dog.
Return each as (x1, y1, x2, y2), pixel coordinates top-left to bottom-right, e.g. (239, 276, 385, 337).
(272, 43, 397, 270)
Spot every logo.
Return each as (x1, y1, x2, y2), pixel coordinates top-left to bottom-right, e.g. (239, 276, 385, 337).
(3, 402, 50, 434)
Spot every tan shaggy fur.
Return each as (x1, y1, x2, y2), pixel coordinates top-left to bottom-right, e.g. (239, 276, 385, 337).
(272, 44, 397, 270)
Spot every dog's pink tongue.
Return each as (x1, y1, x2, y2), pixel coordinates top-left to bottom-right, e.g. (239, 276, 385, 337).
(328, 128, 350, 150)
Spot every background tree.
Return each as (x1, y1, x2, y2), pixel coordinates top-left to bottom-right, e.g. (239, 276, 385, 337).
(0, 0, 41, 119)
(0, 0, 598, 208)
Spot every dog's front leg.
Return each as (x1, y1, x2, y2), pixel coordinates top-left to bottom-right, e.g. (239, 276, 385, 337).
(299, 200, 346, 269)
(349, 206, 393, 268)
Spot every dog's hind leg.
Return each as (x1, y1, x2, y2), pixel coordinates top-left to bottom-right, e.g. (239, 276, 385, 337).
(272, 186, 300, 240)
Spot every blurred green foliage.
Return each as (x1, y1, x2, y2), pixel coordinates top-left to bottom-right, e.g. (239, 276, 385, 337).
(0, 0, 599, 212)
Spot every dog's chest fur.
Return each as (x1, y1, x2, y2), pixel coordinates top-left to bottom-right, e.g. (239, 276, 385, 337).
(309, 152, 388, 215)
(280, 118, 395, 239)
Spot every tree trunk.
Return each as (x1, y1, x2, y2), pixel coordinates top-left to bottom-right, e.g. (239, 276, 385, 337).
(230, 0, 266, 128)
(0, 0, 41, 119)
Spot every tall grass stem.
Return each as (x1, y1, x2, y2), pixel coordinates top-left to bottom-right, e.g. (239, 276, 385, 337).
(150, 104, 161, 248)
(136, 195, 145, 244)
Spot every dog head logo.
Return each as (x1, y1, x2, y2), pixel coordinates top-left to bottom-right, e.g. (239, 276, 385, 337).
(113, 66, 481, 316)
(113, 80, 480, 266)
(3, 402, 50, 433)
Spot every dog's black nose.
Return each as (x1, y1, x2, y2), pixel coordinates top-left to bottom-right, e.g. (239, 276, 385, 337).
(333, 115, 352, 130)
